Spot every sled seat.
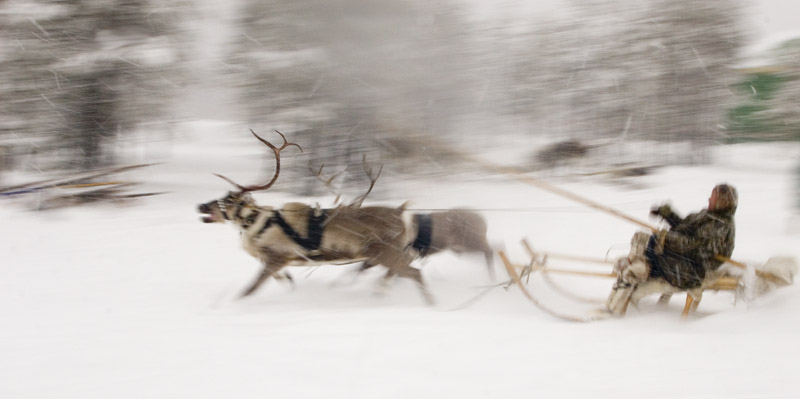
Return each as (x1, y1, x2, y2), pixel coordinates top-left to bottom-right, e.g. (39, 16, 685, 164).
(630, 270, 741, 320)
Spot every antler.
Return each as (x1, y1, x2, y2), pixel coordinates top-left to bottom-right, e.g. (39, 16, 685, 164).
(308, 161, 348, 205)
(216, 129, 303, 193)
(350, 154, 383, 207)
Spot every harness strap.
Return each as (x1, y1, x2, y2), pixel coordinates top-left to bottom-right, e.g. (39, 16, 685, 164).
(255, 217, 273, 238)
(271, 209, 329, 251)
(411, 213, 433, 256)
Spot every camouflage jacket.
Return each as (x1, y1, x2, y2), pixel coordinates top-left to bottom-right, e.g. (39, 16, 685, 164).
(648, 207, 736, 289)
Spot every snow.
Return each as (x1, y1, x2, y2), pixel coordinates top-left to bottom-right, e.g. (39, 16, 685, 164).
(2, 120, 799, 398)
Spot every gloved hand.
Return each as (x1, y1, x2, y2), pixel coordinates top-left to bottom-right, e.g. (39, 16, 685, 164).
(650, 203, 672, 218)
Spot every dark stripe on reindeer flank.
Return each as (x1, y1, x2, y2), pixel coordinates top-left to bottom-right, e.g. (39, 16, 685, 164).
(272, 210, 329, 251)
(412, 213, 432, 256)
(234, 203, 245, 221)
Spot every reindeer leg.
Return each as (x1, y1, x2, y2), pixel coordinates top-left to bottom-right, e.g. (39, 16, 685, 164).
(365, 244, 435, 305)
(481, 243, 496, 282)
(275, 271, 296, 289)
(358, 260, 377, 273)
(375, 268, 398, 297)
(330, 262, 370, 288)
(485, 252, 496, 282)
(388, 247, 435, 305)
(397, 266, 435, 306)
(363, 244, 396, 296)
(239, 267, 274, 298)
(349, 260, 374, 283)
(375, 266, 434, 306)
(239, 254, 287, 298)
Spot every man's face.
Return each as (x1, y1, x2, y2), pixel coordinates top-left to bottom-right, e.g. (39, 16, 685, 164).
(708, 188, 719, 210)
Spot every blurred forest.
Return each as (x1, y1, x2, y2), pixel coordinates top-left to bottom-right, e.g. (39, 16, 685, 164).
(1, 0, 798, 194)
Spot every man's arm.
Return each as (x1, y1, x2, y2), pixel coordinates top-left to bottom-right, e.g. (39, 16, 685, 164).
(651, 204, 683, 228)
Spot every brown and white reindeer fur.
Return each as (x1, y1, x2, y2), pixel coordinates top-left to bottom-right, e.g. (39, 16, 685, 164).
(358, 209, 495, 280)
(308, 162, 495, 281)
(197, 130, 433, 304)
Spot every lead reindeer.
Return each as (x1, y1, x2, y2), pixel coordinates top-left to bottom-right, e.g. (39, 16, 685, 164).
(197, 130, 434, 304)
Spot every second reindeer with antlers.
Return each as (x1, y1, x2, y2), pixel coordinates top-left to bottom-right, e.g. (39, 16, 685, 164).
(197, 130, 434, 304)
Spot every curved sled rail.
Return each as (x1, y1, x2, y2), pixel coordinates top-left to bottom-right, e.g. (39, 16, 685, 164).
(498, 250, 605, 323)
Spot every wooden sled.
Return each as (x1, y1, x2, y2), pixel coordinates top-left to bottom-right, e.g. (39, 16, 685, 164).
(400, 136, 795, 320)
(500, 239, 749, 321)
(628, 271, 741, 320)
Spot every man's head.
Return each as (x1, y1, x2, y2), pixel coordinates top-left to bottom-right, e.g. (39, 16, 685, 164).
(709, 183, 737, 212)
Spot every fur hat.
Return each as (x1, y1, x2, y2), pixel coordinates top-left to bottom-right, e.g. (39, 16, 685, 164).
(714, 183, 738, 212)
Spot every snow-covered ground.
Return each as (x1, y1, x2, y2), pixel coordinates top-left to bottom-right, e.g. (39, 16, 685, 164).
(2, 121, 799, 399)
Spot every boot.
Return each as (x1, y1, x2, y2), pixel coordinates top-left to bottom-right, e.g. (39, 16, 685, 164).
(605, 281, 635, 317)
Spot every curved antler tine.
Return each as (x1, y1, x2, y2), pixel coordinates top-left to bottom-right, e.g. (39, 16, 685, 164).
(249, 129, 276, 151)
(308, 161, 349, 205)
(213, 173, 245, 191)
(273, 130, 304, 152)
(360, 154, 383, 181)
(308, 161, 335, 186)
(249, 129, 304, 153)
(350, 154, 384, 207)
(239, 129, 302, 193)
(308, 161, 325, 177)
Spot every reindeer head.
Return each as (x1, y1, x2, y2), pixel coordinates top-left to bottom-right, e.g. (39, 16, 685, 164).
(197, 130, 301, 224)
(198, 191, 256, 223)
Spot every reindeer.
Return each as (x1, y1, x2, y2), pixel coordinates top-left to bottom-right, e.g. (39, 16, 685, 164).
(357, 209, 495, 280)
(307, 163, 495, 281)
(197, 130, 434, 304)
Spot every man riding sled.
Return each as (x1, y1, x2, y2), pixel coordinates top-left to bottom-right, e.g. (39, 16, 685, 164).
(605, 184, 738, 317)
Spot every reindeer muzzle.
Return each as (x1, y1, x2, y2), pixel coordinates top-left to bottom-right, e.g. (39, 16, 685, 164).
(197, 203, 222, 223)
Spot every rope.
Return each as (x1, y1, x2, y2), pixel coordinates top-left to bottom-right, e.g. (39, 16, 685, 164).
(399, 206, 639, 213)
